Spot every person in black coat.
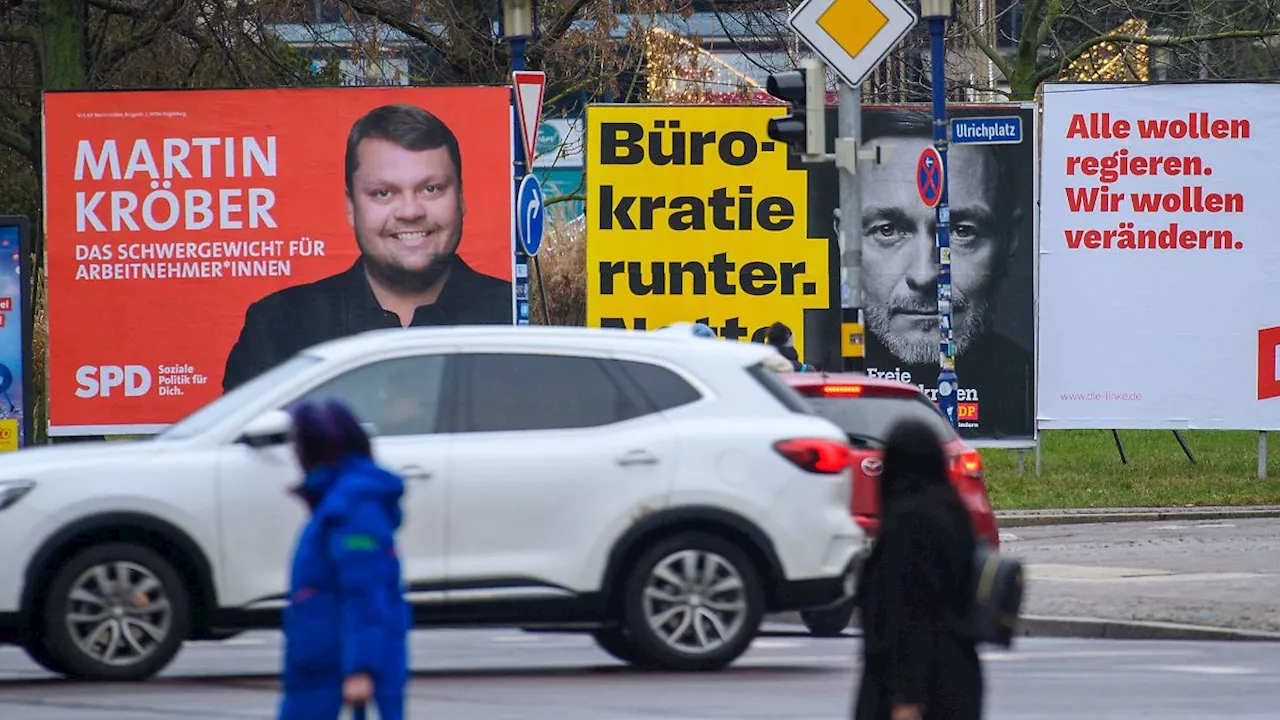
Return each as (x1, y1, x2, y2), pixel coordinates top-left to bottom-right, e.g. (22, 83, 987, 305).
(852, 418, 984, 720)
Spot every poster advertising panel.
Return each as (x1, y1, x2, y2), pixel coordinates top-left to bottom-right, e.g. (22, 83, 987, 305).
(809, 104, 1039, 441)
(1039, 82, 1280, 430)
(0, 216, 31, 450)
(585, 105, 829, 352)
(43, 87, 514, 435)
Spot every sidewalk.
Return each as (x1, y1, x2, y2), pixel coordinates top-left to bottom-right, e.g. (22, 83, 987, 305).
(1001, 515, 1280, 639)
(771, 514, 1280, 642)
(996, 504, 1280, 527)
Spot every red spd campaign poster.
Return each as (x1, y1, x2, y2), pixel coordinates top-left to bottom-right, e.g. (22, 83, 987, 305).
(43, 87, 515, 434)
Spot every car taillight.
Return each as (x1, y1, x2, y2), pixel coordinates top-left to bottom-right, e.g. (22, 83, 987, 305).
(951, 448, 983, 478)
(774, 438, 854, 474)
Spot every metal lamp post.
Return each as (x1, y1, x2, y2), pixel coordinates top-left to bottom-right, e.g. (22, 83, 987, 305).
(920, 0, 959, 429)
(503, 0, 535, 324)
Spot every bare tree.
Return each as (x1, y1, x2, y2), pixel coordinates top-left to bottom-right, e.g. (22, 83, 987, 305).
(0, 0, 334, 442)
(694, 1, 1280, 100)
(0, 0, 336, 248)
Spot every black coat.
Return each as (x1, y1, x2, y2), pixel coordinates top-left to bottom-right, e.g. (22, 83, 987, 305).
(852, 481, 984, 720)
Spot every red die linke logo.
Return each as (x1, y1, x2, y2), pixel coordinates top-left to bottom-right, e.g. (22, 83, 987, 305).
(1259, 327, 1280, 400)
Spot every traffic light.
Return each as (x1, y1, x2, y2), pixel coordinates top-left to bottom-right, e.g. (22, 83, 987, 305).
(766, 58, 826, 159)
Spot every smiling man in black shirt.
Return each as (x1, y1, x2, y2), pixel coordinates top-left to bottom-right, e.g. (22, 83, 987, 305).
(222, 103, 512, 392)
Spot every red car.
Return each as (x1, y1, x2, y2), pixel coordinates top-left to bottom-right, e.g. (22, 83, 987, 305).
(779, 371, 1000, 636)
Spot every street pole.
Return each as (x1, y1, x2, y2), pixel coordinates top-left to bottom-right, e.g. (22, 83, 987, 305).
(504, 0, 534, 325)
(836, 80, 865, 372)
(921, 0, 958, 429)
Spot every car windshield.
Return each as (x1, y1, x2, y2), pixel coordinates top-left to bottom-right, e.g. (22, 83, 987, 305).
(154, 355, 323, 441)
(803, 394, 958, 446)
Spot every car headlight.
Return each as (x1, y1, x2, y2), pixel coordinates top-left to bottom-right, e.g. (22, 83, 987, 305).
(0, 480, 35, 511)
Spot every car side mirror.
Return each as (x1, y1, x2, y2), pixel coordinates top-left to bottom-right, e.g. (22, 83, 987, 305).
(238, 409, 292, 447)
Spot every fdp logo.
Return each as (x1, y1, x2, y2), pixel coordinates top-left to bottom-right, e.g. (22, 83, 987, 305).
(958, 402, 980, 422)
(1259, 327, 1280, 401)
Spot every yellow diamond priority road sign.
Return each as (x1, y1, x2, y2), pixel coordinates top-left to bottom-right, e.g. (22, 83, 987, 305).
(789, 0, 918, 88)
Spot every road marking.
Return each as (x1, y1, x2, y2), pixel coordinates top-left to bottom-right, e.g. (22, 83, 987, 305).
(998, 532, 1021, 543)
(1116, 571, 1267, 583)
(183, 638, 268, 648)
(735, 654, 848, 666)
(1025, 564, 1175, 580)
(981, 650, 1196, 662)
(751, 639, 806, 649)
(491, 634, 545, 642)
(1140, 664, 1260, 675)
(1195, 523, 1236, 528)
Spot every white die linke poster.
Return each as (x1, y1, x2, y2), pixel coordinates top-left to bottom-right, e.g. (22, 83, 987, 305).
(1038, 82, 1280, 430)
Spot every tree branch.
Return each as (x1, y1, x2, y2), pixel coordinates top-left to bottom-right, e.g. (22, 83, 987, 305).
(957, 16, 1013, 80)
(85, 0, 148, 20)
(546, 192, 585, 208)
(1033, 28, 1280, 87)
(532, 0, 593, 55)
(1035, 0, 1064, 49)
(0, 23, 39, 47)
(0, 124, 31, 159)
(0, 91, 31, 127)
(544, 75, 599, 108)
(339, 0, 453, 64)
(91, 0, 184, 79)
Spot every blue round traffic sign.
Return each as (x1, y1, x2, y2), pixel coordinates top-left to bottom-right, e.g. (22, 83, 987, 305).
(516, 174, 545, 256)
(916, 146, 944, 209)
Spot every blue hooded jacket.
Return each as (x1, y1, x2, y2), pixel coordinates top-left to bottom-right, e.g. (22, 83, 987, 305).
(277, 455, 411, 720)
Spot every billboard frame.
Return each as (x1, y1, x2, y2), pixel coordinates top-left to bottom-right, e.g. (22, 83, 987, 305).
(0, 215, 35, 448)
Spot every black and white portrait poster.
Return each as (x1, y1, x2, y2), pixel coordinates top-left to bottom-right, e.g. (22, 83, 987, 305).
(812, 103, 1037, 441)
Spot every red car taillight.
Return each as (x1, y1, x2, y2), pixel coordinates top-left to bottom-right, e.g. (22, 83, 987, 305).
(950, 448, 983, 478)
(948, 448, 1000, 548)
(774, 438, 854, 474)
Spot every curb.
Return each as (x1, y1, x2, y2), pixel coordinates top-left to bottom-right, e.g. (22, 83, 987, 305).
(995, 506, 1280, 528)
(1016, 615, 1280, 642)
(764, 614, 1280, 642)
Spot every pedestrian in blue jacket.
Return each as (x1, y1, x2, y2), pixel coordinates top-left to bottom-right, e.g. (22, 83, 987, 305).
(277, 399, 411, 720)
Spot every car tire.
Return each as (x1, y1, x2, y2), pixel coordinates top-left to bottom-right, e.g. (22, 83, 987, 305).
(620, 531, 764, 672)
(591, 628, 656, 668)
(40, 543, 192, 681)
(22, 636, 70, 675)
(800, 598, 856, 637)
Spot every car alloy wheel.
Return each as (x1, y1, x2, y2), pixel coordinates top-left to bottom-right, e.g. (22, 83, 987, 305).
(64, 560, 174, 667)
(42, 543, 191, 680)
(642, 549, 748, 655)
(621, 532, 764, 672)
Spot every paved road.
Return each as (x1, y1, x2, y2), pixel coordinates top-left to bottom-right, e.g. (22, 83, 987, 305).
(3, 627, 1279, 719)
(1003, 517, 1280, 631)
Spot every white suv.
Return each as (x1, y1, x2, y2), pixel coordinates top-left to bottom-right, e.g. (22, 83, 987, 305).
(0, 325, 863, 680)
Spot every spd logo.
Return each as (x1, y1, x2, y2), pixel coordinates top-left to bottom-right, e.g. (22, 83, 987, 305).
(75, 365, 152, 398)
(1258, 327, 1280, 401)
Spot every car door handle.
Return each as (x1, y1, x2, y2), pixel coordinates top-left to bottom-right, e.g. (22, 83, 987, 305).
(398, 465, 433, 482)
(616, 450, 659, 467)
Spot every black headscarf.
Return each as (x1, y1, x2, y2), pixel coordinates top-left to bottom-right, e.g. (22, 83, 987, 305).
(878, 418, 952, 513)
(854, 417, 973, 613)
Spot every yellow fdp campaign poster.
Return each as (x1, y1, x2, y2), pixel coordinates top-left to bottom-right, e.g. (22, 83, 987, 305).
(585, 105, 828, 348)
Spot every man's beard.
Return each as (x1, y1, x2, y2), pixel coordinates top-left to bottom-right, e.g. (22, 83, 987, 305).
(866, 290, 990, 365)
(359, 220, 464, 294)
